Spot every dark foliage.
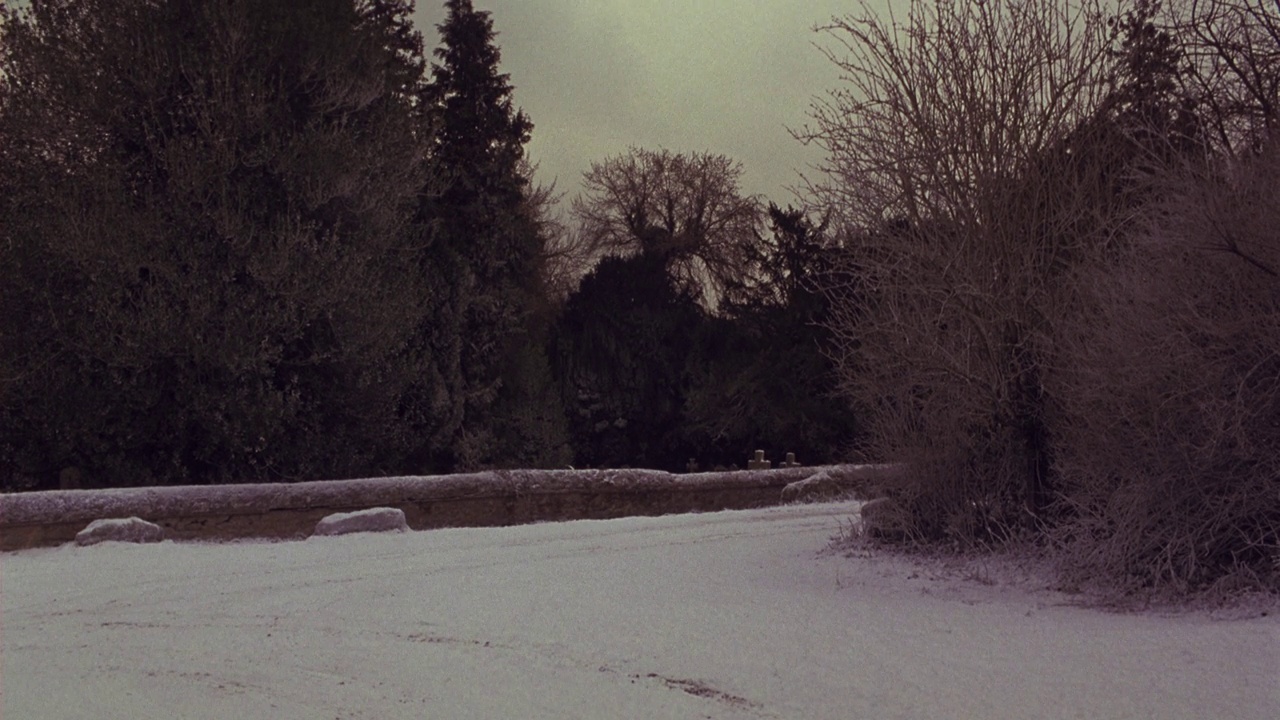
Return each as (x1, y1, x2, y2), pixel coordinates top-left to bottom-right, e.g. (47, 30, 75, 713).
(0, 0, 442, 489)
(552, 254, 704, 470)
(1, 1, 855, 493)
(551, 202, 859, 472)
(685, 205, 858, 468)
(417, 0, 565, 470)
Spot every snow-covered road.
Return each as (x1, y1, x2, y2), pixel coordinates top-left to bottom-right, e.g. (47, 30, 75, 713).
(3, 500, 1277, 719)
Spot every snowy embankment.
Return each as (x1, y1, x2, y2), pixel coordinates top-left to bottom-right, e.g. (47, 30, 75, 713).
(3, 500, 1276, 720)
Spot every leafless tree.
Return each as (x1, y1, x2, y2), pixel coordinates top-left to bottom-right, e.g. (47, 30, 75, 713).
(1168, 0, 1280, 152)
(526, 180, 605, 302)
(571, 147, 763, 304)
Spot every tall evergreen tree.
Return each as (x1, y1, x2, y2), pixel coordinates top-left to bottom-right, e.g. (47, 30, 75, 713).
(420, 0, 559, 469)
(1105, 0, 1200, 151)
(0, 0, 437, 488)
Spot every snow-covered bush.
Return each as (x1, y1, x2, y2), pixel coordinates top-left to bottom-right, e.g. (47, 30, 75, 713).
(1049, 140, 1280, 598)
(808, 0, 1113, 546)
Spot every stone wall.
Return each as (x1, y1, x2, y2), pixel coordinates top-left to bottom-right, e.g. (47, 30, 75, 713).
(0, 464, 900, 551)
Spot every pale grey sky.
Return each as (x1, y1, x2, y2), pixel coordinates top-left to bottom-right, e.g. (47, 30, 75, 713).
(414, 1, 894, 208)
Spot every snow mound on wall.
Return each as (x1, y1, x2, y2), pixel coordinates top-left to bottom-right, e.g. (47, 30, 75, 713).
(780, 470, 847, 503)
(313, 507, 409, 537)
(75, 517, 165, 546)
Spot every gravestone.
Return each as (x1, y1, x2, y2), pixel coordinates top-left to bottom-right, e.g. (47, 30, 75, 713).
(747, 450, 771, 470)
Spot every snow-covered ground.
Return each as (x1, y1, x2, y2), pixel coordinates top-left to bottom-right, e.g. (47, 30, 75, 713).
(3, 500, 1276, 719)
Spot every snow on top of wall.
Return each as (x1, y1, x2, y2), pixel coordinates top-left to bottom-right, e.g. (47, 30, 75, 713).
(0, 465, 881, 526)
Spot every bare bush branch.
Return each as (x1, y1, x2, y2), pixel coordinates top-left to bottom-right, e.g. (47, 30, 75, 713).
(805, 1, 1117, 542)
(1169, 0, 1280, 151)
(1050, 135, 1280, 596)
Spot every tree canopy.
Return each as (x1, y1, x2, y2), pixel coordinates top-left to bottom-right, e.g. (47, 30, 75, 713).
(0, 0, 444, 487)
(572, 148, 762, 305)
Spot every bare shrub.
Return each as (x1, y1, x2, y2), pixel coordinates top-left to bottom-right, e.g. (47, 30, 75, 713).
(803, 0, 1115, 545)
(1050, 136, 1280, 598)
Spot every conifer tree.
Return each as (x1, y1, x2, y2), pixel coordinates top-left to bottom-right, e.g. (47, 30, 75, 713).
(420, 0, 562, 469)
(0, 0, 437, 488)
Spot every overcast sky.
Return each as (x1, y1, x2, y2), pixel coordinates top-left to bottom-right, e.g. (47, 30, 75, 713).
(413, 1, 895, 211)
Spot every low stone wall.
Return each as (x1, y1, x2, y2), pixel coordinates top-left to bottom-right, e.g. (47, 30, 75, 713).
(0, 464, 900, 551)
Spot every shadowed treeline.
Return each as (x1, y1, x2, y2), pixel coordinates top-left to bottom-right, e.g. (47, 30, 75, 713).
(0, 0, 853, 488)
